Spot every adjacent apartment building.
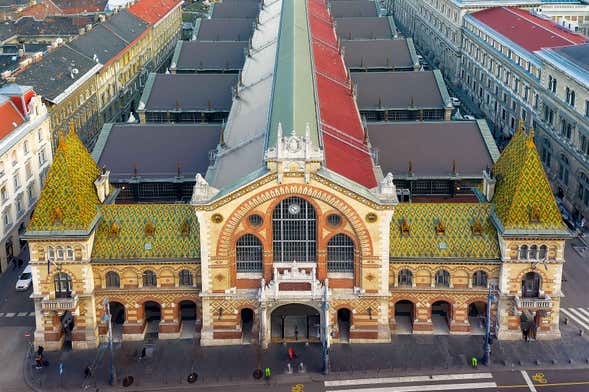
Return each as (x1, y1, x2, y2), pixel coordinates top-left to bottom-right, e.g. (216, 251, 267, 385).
(0, 83, 52, 273)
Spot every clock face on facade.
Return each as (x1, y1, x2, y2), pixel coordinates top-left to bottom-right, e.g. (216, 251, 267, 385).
(288, 203, 301, 215)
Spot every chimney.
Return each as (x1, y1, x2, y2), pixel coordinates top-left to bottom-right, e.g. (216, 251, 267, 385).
(482, 168, 496, 201)
(94, 167, 111, 203)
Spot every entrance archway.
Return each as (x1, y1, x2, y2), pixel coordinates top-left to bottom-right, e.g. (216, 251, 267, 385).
(271, 304, 320, 342)
(109, 301, 125, 341)
(394, 300, 414, 334)
(468, 301, 486, 334)
(143, 301, 161, 339)
(431, 301, 451, 334)
(179, 300, 197, 339)
(61, 311, 74, 350)
(337, 308, 351, 343)
(241, 308, 254, 343)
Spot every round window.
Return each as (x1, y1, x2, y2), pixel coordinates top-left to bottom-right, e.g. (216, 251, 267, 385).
(327, 214, 342, 228)
(248, 214, 263, 227)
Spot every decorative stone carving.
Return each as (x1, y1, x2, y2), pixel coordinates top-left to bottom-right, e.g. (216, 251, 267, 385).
(191, 173, 219, 203)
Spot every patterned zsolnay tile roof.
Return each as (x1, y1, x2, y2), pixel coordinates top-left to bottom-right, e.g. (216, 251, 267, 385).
(28, 130, 101, 233)
(390, 203, 500, 260)
(492, 125, 566, 232)
(92, 204, 200, 261)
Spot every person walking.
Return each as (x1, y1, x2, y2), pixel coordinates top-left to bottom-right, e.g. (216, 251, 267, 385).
(294, 326, 299, 341)
(17, 258, 23, 269)
(471, 356, 478, 369)
(264, 367, 271, 379)
(288, 347, 295, 361)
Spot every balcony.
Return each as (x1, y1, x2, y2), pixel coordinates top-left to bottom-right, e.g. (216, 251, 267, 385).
(41, 292, 79, 312)
(260, 262, 326, 301)
(513, 294, 552, 312)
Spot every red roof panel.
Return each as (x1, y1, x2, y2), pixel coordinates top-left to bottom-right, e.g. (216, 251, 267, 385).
(472, 7, 587, 52)
(308, 0, 376, 189)
(0, 99, 25, 140)
(129, 0, 180, 24)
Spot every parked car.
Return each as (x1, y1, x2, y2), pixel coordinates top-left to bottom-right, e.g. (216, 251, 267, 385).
(464, 115, 476, 120)
(450, 97, 461, 107)
(15, 265, 32, 291)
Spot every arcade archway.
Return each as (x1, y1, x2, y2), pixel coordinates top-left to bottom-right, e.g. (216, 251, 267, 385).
(270, 304, 320, 343)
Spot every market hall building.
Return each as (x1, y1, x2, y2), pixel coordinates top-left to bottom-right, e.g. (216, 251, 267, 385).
(24, 0, 569, 350)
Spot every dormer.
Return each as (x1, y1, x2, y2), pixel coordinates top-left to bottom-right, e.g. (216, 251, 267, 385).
(94, 167, 110, 203)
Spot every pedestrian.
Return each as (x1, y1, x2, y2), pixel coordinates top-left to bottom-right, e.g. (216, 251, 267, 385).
(17, 258, 23, 269)
(294, 326, 299, 341)
(84, 366, 91, 378)
(288, 347, 294, 360)
(471, 356, 478, 369)
(12, 257, 16, 270)
(264, 367, 271, 379)
(523, 329, 529, 342)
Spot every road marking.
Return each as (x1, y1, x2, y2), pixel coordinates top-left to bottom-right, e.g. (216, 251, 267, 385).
(561, 308, 589, 330)
(325, 373, 493, 387)
(327, 382, 497, 392)
(28, 312, 35, 317)
(4, 313, 15, 317)
(0, 313, 4, 317)
(17, 312, 28, 317)
(576, 307, 589, 318)
(520, 370, 538, 392)
(500, 381, 589, 389)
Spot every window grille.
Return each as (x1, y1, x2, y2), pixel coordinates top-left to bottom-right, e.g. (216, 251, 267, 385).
(179, 269, 193, 286)
(472, 270, 487, 287)
(529, 245, 538, 260)
(327, 234, 354, 272)
(435, 270, 450, 287)
(105, 271, 120, 288)
(143, 270, 157, 287)
(519, 245, 528, 260)
(236, 234, 263, 272)
(272, 197, 317, 262)
(248, 214, 263, 227)
(539, 245, 548, 259)
(398, 269, 413, 286)
(327, 214, 341, 228)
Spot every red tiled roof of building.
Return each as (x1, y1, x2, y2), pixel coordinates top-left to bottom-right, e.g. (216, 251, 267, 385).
(129, 0, 180, 24)
(0, 98, 25, 139)
(472, 7, 587, 52)
(18, 0, 63, 19)
(308, 0, 377, 189)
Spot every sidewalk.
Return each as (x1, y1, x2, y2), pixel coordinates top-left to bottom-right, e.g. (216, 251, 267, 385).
(24, 320, 589, 391)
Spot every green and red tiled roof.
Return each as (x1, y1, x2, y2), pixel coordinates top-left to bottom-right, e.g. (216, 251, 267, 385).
(267, 0, 377, 189)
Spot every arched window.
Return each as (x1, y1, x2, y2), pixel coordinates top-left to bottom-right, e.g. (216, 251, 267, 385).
(541, 138, 552, 167)
(578, 172, 589, 207)
(539, 245, 548, 260)
(522, 271, 541, 298)
(398, 269, 413, 286)
(54, 272, 72, 298)
(236, 234, 263, 272)
(327, 234, 354, 272)
(48, 246, 55, 260)
(272, 197, 316, 262)
(472, 270, 488, 287)
(529, 245, 538, 260)
(56, 246, 64, 260)
(519, 245, 529, 260)
(65, 246, 74, 260)
(105, 271, 120, 288)
(559, 154, 570, 185)
(179, 269, 193, 286)
(435, 270, 450, 287)
(142, 270, 157, 287)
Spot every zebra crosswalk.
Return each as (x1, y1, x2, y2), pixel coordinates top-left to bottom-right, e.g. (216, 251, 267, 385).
(561, 307, 589, 332)
(324, 372, 497, 392)
(0, 311, 35, 318)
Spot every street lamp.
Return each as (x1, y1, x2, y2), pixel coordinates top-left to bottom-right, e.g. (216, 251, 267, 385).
(481, 283, 497, 366)
(101, 297, 117, 386)
(321, 279, 330, 375)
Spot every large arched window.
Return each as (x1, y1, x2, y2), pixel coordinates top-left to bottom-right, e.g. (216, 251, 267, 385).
(47, 246, 55, 260)
(54, 272, 72, 298)
(272, 197, 316, 262)
(327, 234, 354, 272)
(522, 271, 541, 298)
(472, 270, 488, 287)
(236, 234, 263, 272)
(142, 270, 157, 287)
(65, 246, 74, 260)
(435, 270, 450, 287)
(179, 269, 194, 286)
(398, 269, 413, 287)
(105, 271, 120, 288)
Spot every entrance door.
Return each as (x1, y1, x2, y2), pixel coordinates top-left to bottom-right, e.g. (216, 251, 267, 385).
(61, 311, 74, 351)
(241, 308, 254, 343)
(431, 301, 451, 334)
(143, 301, 161, 340)
(179, 301, 197, 339)
(271, 304, 320, 342)
(468, 302, 487, 334)
(394, 300, 414, 334)
(337, 308, 351, 343)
